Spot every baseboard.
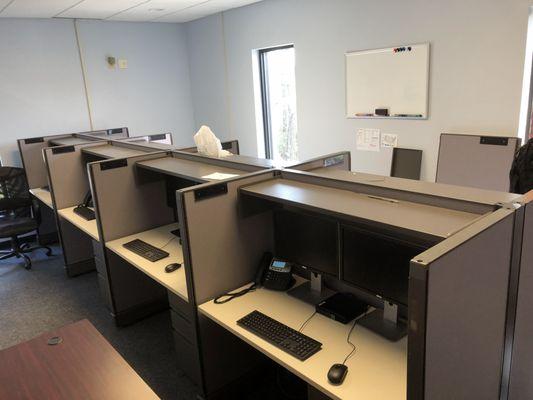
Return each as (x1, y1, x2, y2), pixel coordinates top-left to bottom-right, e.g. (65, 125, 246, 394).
(112, 298, 169, 327)
(66, 258, 96, 277)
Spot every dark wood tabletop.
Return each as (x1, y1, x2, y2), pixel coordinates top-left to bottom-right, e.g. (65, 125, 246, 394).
(0, 319, 159, 400)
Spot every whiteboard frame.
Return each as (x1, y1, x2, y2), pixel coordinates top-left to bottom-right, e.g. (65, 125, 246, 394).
(345, 42, 430, 120)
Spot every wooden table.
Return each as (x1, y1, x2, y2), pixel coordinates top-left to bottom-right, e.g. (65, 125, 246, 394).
(0, 319, 159, 400)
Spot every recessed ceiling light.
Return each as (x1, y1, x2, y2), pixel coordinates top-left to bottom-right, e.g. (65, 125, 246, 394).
(148, 8, 165, 12)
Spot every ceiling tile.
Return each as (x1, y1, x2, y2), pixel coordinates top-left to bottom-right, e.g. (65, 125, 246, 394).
(0, 0, 82, 18)
(57, 0, 151, 19)
(109, 0, 202, 22)
(155, 0, 262, 22)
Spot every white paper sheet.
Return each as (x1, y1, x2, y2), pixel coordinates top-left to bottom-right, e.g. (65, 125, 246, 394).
(356, 128, 381, 152)
(381, 133, 398, 148)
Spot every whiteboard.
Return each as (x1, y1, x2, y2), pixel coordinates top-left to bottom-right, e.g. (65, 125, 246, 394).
(346, 43, 429, 119)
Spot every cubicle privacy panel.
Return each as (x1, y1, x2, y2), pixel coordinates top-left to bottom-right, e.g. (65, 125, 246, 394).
(508, 193, 533, 400)
(436, 133, 521, 192)
(287, 151, 351, 172)
(408, 207, 517, 400)
(89, 152, 173, 243)
(177, 170, 277, 305)
(18, 135, 70, 189)
(170, 150, 273, 173)
(121, 133, 173, 146)
(77, 127, 129, 139)
(43, 142, 107, 210)
(180, 139, 240, 155)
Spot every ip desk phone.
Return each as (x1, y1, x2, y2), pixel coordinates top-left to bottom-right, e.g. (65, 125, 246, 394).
(255, 252, 295, 291)
(214, 252, 295, 304)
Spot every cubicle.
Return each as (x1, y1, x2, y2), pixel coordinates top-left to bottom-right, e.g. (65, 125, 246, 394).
(174, 168, 523, 399)
(43, 140, 156, 276)
(17, 127, 129, 245)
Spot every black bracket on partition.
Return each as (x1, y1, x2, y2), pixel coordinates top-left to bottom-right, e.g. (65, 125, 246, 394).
(107, 128, 124, 135)
(149, 134, 166, 141)
(100, 159, 127, 170)
(52, 146, 75, 154)
(480, 136, 508, 146)
(24, 137, 44, 144)
(194, 183, 228, 201)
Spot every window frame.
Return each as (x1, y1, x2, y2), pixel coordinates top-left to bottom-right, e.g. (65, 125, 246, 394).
(258, 44, 295, 159)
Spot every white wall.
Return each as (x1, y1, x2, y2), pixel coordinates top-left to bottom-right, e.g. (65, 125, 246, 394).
(0, 19, 89, 166)
(185, 0, 530, 180)
(0, 18, 195, 166)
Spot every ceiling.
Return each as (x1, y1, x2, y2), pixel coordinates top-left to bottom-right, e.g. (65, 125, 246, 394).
(0, 0, 263, 23)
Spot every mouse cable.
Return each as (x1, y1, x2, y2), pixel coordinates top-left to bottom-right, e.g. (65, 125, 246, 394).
(213, 283, 258, 304)
(158, 235, 177, 250)
(342, 310, 371, 365)
(299, 310, 317, 332)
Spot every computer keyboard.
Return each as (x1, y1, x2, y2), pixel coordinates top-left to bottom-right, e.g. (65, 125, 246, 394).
(73, 205, 95, 221)
(122, 239, 169, 262)
(237, 310, 322, 361)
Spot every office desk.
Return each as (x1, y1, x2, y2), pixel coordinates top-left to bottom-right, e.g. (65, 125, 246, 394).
(30, 187, 57, 244)
(30, 187, 53, 208)
(82, 144, 147, 159)
(137, 157, 243, 183)
(0, 319, 159, 400)
(58, 206, 99, 241)
(106, 223, 188, 301)
(199, 278, 406, 400)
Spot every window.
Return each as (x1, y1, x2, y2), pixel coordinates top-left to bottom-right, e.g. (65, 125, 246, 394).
(257, 45, 298, 162)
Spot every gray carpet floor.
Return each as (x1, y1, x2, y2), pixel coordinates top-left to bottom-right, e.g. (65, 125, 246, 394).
(0, 245, 198, 400)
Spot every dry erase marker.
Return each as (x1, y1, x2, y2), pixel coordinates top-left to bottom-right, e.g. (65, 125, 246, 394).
(394, 114, 423, 118)
(356, 113, 374, 117)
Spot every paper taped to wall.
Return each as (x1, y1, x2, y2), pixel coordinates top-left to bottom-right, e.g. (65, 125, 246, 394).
(356, 128, 380, 152)
(381, 133, 398, 148)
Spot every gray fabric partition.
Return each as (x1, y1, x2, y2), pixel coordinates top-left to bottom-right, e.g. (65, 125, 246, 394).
(508, 194, 533, 400)
(416, 209, 515, 400)
(436, 133, 520, 191)
(18, 135, 70, 189)
(288, 151, 351, 172)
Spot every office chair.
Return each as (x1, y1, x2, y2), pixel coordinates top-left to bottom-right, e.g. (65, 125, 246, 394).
(0, 167, 52, 269)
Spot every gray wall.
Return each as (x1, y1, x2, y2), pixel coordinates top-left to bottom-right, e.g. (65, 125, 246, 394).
(0, 18, 195, 166)
(185, 0, 530, 180)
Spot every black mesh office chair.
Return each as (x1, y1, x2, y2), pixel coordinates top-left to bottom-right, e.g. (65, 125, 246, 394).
(0, 167, 52, 269)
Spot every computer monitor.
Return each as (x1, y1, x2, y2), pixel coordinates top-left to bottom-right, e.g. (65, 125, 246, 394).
(390, 148, 422, 180)
(274, 209, 338, 304)
(341, 224, 428, 340)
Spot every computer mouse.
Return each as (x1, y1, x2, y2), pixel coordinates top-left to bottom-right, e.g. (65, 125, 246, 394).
(327, 363, 348, 385)
(165, 263, 181, 273)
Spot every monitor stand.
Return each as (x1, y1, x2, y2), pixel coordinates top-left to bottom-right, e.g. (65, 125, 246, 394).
(358, 302, 407, 341)
(287, 272, 334, 305)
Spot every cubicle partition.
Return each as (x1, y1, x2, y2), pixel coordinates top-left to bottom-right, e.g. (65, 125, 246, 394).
(180, 139, 240, 155)
(176, 168, 523, 400)
(89, 151, 173, 324)
(43, 142, 108, 276)
(288, 151, 351, 172)
(122, 132, 173, 146)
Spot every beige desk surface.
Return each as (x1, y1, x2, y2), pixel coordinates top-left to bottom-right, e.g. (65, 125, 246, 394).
(241, 179, 484, 239)
(82, 144, 147, 159)
(58, 206, 99, 241)
(30, 188, 53, 209)
(106, 223, 188, 301)
(49, 137, 94, 146)
(137, 157, 243, 183)
(199, 278, 406, 400)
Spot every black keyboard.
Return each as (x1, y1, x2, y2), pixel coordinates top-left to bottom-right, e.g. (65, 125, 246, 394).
(73, 205, 95, 221)
(237, 310, 322, 361)
(122, 239, 169, 262)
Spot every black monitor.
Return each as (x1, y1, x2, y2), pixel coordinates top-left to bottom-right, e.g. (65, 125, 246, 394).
(274, 209, 338, 304)
(341, 224, 428, 340)
(390, 148, 422, 180)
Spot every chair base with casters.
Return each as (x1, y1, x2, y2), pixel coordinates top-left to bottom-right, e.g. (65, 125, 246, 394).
(0, 217, 53, 270)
